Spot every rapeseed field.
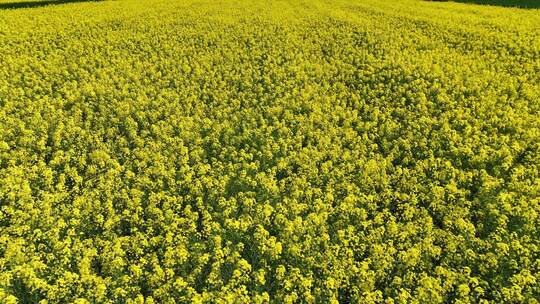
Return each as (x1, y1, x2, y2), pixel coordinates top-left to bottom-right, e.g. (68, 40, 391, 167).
(0, 0, 539, 302)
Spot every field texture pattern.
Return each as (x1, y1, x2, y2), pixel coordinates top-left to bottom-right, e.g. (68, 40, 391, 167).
(0, 0, 539, 303)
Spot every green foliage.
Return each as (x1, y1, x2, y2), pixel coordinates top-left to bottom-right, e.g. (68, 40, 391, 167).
(452, 0, 540, 9)
(0, 0, 100, 10)
(0, 0, 539, 303)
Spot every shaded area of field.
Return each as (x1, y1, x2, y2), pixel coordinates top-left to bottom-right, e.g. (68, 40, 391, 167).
(454, 0, 540, 8)
(0, 0, 98, 10)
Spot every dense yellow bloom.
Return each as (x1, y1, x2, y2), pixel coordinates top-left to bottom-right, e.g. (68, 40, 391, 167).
(0, 0, 539, 303)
